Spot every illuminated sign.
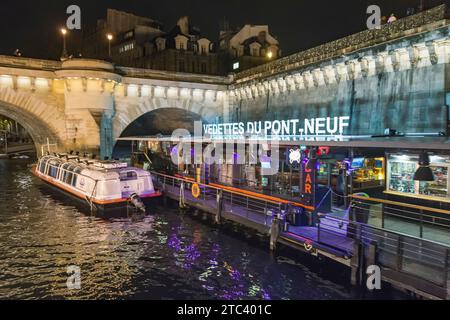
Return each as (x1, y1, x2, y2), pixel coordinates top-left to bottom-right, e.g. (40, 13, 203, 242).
(317, 146, 330, 156)
(304, 159, 313, 195)
(300, 152, 316, 207)
(203, 116, 350, 137)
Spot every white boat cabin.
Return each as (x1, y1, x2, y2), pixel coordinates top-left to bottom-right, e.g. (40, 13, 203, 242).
(36, 155, 156, 201)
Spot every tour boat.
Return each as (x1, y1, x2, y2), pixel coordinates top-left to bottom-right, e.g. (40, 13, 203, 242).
(33, 153, 161, 217)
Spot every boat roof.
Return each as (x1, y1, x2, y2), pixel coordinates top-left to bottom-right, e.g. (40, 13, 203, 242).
(40, 154, 150, 178)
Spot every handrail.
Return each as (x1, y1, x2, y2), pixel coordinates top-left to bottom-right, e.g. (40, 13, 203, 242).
(209, 183, 315, 211)
(351, 194, 450, 216)
(152, 170, 315, 210)
(318, 210, 450, 249)
(233, 4, 448, 83)
(153, 171, 280, 206)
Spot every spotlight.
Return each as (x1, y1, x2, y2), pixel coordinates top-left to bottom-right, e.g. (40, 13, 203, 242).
(414, 151, 434, 181)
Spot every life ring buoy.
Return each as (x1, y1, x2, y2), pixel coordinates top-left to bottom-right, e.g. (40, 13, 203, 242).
(192, 183, 201, 198)
(304, 241, 313, 252)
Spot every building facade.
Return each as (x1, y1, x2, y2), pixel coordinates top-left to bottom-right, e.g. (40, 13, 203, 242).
(83, 9, 281, 76)
(82, 8, 164, 61)
(219, 24, 281, 73)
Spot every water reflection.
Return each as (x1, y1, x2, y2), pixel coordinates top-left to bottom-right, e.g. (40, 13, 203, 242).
(0, 160, 404, 300)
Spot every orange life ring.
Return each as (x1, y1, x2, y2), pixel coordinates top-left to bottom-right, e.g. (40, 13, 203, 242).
(192, 183, 201, 198)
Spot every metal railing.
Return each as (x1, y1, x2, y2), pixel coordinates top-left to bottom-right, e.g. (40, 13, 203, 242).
(350, 195, 450, 243)
(152, 171, 288, 226)
(317, 213, 450, 288)
(153, 170, 450, 293)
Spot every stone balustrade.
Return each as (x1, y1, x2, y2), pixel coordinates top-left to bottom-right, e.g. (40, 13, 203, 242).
(234, 4, 449, 84)
(229, 34, 450, 100)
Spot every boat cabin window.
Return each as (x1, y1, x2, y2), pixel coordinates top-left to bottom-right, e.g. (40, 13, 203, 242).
(48, 160, 62, 178)
(72, 166, 83, 187)
(61, 163, 72, 184)
(120, 171, 138, 181)
(38, 157, 49, 173)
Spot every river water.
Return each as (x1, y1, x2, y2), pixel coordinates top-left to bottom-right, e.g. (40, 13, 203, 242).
(0, 159, 407, 300)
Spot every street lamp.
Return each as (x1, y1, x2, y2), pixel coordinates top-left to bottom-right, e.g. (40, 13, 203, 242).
(107, 33, 113, 58)
(267, 51, 273, 59)
(60, 28, 68, 60)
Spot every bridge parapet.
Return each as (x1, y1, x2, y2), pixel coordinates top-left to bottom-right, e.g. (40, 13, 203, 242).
(234, 4, 449, 86)
(230, 27, 450, 100)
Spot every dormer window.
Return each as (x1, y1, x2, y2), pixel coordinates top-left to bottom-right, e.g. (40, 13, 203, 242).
(156, 37, 166, 52)
(197, 38, 211, 55)
(175, 35, 189, 51)
(249, 42, 262, 57)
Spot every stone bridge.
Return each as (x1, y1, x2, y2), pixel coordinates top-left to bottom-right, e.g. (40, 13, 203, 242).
(0, 57, 229, 158)
(0, 5, 448, 158)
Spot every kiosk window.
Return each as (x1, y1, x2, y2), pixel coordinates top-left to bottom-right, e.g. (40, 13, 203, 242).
(388, 161, 416, 194)
(419, 166, 448, 198)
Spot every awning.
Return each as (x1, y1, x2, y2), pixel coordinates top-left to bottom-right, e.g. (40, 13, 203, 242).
(117, 134, 450, 151)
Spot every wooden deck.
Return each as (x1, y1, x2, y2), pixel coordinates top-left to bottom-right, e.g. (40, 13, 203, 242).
(162, 182, 353, 257)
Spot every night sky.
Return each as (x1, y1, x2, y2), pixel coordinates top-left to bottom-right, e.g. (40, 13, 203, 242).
(0, 0, 446, 60)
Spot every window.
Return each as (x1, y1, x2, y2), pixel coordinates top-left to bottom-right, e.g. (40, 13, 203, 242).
(61, 163, 71, 184)
(72, 166, 83, 187)
(120, 171, 138, 181)
(124, 31, 134, 39)
(66, 164, 76, 185)
(252, 48, 259, 57)
(201, 45, 207, 54)
(156, 38, 166, 51)
(419, 166, 448, 198)
(47, 160, 62, 178)
(120, 43, 135, 54)
(387, 154, 450, 199)
(201, 63, 207, 74)
(388, 159, 416, 194)
(39, 157, 49, 173)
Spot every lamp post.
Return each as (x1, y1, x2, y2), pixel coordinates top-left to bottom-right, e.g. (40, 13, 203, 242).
(61, 28, 68, 60)
(107, 33, 113, 59)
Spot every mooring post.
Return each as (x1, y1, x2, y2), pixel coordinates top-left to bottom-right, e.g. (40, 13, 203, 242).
(366, 241, 377, 268)
(350, 241, 363, 286)
(270, 214, 280, 251)
(215, 189, 223, 224)
(350, 223, 363, 286)
(179, 181, 186, 209)
(361, 241, 378, 291)
(444, 249, 450, 300)
(162, 183, 168, 207)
